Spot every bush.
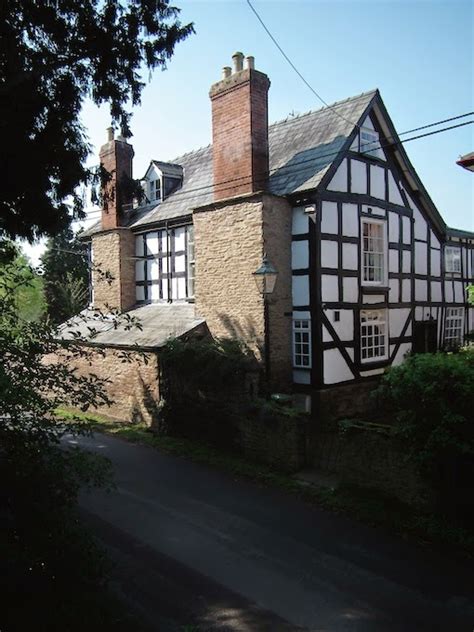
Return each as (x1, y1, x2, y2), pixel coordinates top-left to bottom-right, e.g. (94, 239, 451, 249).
(375, 350, 474, 517)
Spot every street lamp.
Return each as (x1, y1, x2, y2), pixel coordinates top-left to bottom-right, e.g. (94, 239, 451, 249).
(253, 254, 278, 385)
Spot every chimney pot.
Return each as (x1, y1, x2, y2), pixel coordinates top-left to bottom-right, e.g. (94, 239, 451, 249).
(245, 56, 255, 70)
(107, 126, 114, 142)
(222, 66, 232, 79)
(232, 51, 244, 73)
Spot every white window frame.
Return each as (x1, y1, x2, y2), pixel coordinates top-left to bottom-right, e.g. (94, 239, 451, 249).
(361, 218, 387, 286)
(186, 224, 195, 299)
(150, 177, 161, 202)
(359, 128, 383, 159)
(444, 245, 461, 274)
(360, 309, 388, 363)
(293, 319, 312, 369)
(444, 307, 464, 347)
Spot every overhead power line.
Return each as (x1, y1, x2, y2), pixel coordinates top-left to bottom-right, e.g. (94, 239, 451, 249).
(245, 0, 361, 129)
(246, 0, 474, 141)
(78, 117, 473, 220)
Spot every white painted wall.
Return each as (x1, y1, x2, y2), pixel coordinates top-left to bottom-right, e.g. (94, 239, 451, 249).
(292, 275, 310, 306)
(322, 309, 354, 342)
(342, 243, 358, 270)
(415, 242, 427, 275)
(388, 172, 404, 206)
(350, 159, 367, 194)
(343, 277, 358, 302)
(321, 240, 338, 268)
(321, 201, 338, 234)
(292, 240, 309, 269)
(292, 207, 309, 235)
(390, 308, 410, 338)
(327, 159, 348, 192)
(370, 164, 385, 200)
(321, 274, 339, 302)
(324, 349, 354, 384)
(342, 203, 359, 237)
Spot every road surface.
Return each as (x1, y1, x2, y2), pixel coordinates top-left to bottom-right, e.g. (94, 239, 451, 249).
(71, 432, 474, 631)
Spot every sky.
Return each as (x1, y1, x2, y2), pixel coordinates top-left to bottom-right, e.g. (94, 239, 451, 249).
(23, 0, 473, 264)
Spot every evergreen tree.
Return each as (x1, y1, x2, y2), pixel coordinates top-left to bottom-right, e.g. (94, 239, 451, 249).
(41, 228, 89, 322)
(0, 0, 194, 242)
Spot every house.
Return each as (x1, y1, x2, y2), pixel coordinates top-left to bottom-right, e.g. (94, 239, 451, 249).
(73, 51, 473, 421)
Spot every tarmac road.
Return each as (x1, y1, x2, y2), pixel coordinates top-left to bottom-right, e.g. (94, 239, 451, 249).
(72, 431, 474, 631)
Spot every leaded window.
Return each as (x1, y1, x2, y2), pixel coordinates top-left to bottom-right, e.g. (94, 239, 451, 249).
(362, 220, 386, 284)
(361, 310, 387, 362)
(445, 246, 461, 274)
(444, 307, 464, 347)
(293, 319, 311, 368)
(135, 225, 193, 303)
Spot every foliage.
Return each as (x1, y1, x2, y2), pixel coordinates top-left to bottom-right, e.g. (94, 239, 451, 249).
(158, 336, 257, 443)
(0, 0, 194, 241)
(0, 261, 146, 629)
(466, 284, 474, 306)
(375, 350, 474, 514)
(40, 227, 90, 322)
(0, 248, 45, 321)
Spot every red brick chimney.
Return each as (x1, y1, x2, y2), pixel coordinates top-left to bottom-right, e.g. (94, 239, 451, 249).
(99, 127, 134, 230)
(210, 52, 270, 201)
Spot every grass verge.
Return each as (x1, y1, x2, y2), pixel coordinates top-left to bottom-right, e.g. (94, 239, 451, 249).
(57, 408, 474, 558)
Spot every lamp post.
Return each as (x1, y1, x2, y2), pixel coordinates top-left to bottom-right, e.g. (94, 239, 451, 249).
(253, 254, 278, 385)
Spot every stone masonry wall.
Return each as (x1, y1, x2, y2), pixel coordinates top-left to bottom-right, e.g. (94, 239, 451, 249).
(194, 197, 266, 357)
(92, 229, 135, 311)
(47, 346, 160, 424)
(194, 193, 293, 391)
(262, 194, 292, 388)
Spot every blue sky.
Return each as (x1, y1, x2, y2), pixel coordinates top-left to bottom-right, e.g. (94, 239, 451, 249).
(24, 0, 473, 262)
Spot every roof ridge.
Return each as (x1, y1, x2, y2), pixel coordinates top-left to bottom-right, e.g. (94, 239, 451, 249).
(269, 89, 378, 129)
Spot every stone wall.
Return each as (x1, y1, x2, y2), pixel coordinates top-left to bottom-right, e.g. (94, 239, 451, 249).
(262, 194, 292, 388)
(310, 426, 432, 508)
(194, 195, 266, 356)
(194, 192, 292, 391)
(47, 346, 160, 424)
(237, 412, 307, 473)
(91, 229, 135, 311)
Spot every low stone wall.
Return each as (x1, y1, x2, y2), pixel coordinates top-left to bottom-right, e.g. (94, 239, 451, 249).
(309, 426, 432, 508)
(237, 411, 307, 473)
(45, 346, 160, 424)
(314, 378, 381, 423)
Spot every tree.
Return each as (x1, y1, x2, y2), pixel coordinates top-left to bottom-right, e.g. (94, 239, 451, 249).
(0, 254, 148, 629)
(0, 0, 194, 242)
(0, 248, 45, 321)
(41, 227, 90, 323)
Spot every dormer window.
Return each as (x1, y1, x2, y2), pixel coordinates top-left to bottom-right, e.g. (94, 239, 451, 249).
(150, 178, 161, 202)
(359, 128, 383, 159)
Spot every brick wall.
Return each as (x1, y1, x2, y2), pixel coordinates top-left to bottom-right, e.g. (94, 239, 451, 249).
(194, 193, 292, 390)
(99, 136, 134, 230)
(47, 346, 160, 424)
(210, 68, 270, 200)
(91, 229, 135, 311)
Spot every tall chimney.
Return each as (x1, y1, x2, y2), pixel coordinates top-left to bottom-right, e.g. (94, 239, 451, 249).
(99, 128, 134, 230)
(209, 53, 270, 201)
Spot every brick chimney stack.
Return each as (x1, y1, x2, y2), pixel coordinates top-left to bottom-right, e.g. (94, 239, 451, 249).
(99, 127, 134, 230)
(209, 53, 270, 201)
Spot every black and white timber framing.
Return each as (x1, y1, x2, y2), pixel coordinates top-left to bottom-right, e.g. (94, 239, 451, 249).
(290, 101, 474, 390)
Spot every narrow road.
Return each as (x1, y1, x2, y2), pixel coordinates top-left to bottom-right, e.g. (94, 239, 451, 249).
(73, 432, 474, 631)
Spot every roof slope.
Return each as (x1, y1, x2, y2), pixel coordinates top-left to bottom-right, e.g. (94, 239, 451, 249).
(83, 90, 376, 235)
(57, 304, 205, 349)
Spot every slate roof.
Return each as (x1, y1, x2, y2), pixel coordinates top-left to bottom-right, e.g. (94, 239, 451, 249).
(57, 303, 206, 349)
(82, 90, 376, 237)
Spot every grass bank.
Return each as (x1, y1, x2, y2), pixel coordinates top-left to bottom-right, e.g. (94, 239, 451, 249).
(57, 408, 474, 558)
